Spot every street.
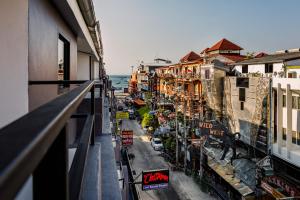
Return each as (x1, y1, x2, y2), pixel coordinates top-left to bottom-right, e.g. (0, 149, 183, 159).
(122, 119, 215, 200)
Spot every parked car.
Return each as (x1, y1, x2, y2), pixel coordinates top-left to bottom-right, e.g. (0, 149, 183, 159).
(128, 109, 135, 120)
(151, 138, 163, 151)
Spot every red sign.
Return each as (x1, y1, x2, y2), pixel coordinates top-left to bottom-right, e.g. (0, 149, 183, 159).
(142, 169, 169, 190)
(261, 181, 285, 199)
(264, 176, 300, 197)
(121, 130, 133, 146)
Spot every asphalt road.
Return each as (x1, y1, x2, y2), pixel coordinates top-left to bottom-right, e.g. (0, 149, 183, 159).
(122, 119, 180, 200)
(122, 119, 215, 200)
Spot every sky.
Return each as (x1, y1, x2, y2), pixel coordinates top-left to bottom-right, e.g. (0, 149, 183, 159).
(94, 0, 300, 75)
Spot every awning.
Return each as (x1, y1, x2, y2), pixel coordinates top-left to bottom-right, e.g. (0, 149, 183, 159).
(134, 99, 146, 106)
(207, 157, 254, 197)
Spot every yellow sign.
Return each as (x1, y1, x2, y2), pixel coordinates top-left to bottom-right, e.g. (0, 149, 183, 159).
(116, 111, 129, 119)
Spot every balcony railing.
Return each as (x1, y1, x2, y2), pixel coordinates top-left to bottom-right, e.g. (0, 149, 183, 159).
(0, 80, 96, 200)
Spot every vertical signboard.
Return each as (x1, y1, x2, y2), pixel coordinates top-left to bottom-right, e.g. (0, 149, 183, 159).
(121, 130, 133, 146)
(142, 169, 169, 190)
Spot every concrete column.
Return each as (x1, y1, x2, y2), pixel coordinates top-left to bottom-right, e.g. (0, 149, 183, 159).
(286, 84, 292, 158)
(277, 83, 283, 154)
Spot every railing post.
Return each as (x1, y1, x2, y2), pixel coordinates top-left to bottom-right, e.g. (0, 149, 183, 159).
(33, 126, 69, 200)
(91, 84, 95, 145)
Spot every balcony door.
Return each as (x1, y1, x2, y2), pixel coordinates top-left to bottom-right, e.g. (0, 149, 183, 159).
(58, 34, 70, 93)
(58, 34, 70, 81)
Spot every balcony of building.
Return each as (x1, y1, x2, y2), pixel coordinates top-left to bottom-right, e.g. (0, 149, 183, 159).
(0, 80, 123, 200)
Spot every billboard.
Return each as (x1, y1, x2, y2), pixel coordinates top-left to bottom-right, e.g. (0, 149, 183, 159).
(121, 130, 133, 146)
(116, 111, 129, 119)
(142, 169, 169, 190)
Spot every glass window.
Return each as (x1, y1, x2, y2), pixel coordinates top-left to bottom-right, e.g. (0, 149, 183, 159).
(242, 65, 248, 73)
(297, 132, 300, 145)
(283, 95, 286, 107)
(205, 69, 210, 79)
(240, 101, 244, 110)
(282, 128, 286, 140)
(292, 96, 297, 109)
(239, 88, 246, 101)
(265, 63, 273, 73)
(292, 131, 297, 144)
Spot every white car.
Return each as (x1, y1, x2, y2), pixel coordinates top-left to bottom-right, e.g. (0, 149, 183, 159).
(151, 138, 163, 151)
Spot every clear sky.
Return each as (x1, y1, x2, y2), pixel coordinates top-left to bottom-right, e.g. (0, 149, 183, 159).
(94, 0, 300, 75)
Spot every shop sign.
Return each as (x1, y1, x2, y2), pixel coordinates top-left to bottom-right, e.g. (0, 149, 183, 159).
(121, 130, 133, 146)
(261, 181, 285, 199)
(116, 111, 129, 119)
(264, 176, 300, 197)
(142, 169, 169, 190)
(199, 122, 225, 137)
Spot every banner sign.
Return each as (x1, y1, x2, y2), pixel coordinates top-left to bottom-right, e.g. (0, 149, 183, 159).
(264, 176, 300, 197)
(121, 130, 133, 146)
(199, 122, 225, 138)
(142, 169, 169, 190)
(116, 111, 129, 119)
(261, 181, 285, 199)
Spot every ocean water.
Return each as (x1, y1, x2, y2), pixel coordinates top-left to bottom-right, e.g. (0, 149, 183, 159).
(109, 75, 130, 92)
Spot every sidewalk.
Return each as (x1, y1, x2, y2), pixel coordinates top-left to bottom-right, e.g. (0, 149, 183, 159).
(171, 171, 215, 200)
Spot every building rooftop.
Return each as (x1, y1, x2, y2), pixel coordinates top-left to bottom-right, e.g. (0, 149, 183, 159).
(208, 38, 243, 52)
(180, 51, 201, 63)
(233, 52, 300, 65)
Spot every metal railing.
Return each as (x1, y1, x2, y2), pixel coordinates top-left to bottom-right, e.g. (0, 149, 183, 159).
(0, 80, 96, 200)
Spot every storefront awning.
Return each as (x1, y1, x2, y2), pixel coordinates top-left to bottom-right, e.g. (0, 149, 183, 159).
(207, 158, 254, 197)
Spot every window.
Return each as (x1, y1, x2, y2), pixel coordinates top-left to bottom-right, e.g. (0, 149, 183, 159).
(205, 69, 210, 79)
(265, 63, 273, 73)
(236, 78, 249, 88)
(292, 96, 297, 109)
(282, 128, 286, 140)
(297, 132, 300, 145)
(239, 88, 246, 101)
(242, 65, 248, 73)
(283, 95, 286, 107)
(288, 72, 297, 78)
(58, 34, 70, 81)
(274, 126, 277, 143)
(292, 131, 297, 144)
(58, 34, 70, 93)
(240, 102, 244, 110)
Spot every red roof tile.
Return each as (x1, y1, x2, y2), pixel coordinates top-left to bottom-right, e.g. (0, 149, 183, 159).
(221, 54, 246, 62)
(180, 51, 201, 63)
(255, 52, 268, 58)
(209, 54, 246, 63)
(200, 47, 210, 54)
(208, 38, 243, 52)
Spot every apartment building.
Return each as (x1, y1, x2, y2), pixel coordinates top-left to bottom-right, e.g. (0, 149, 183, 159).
(232, 51, 300, 198)
(136, 58, 171, 92)
(0, 1, 122, 199)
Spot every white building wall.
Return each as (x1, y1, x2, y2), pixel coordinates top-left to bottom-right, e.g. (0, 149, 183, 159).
(235, 63, 284, 76)
(94, 61, 99, 80)
(0, 0, 29, 128)
(77, 52, 90, 80)
(272, 78, 300, 167)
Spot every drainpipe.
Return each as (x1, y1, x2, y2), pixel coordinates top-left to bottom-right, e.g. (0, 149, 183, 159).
(77, 0, 103, 59)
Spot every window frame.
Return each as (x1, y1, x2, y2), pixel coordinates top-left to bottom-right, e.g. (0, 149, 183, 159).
(265, 63, 273, 73)
(282, 128, 287, 141)
(240, 101, 244, 110)
(242, 65, 248, 73)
